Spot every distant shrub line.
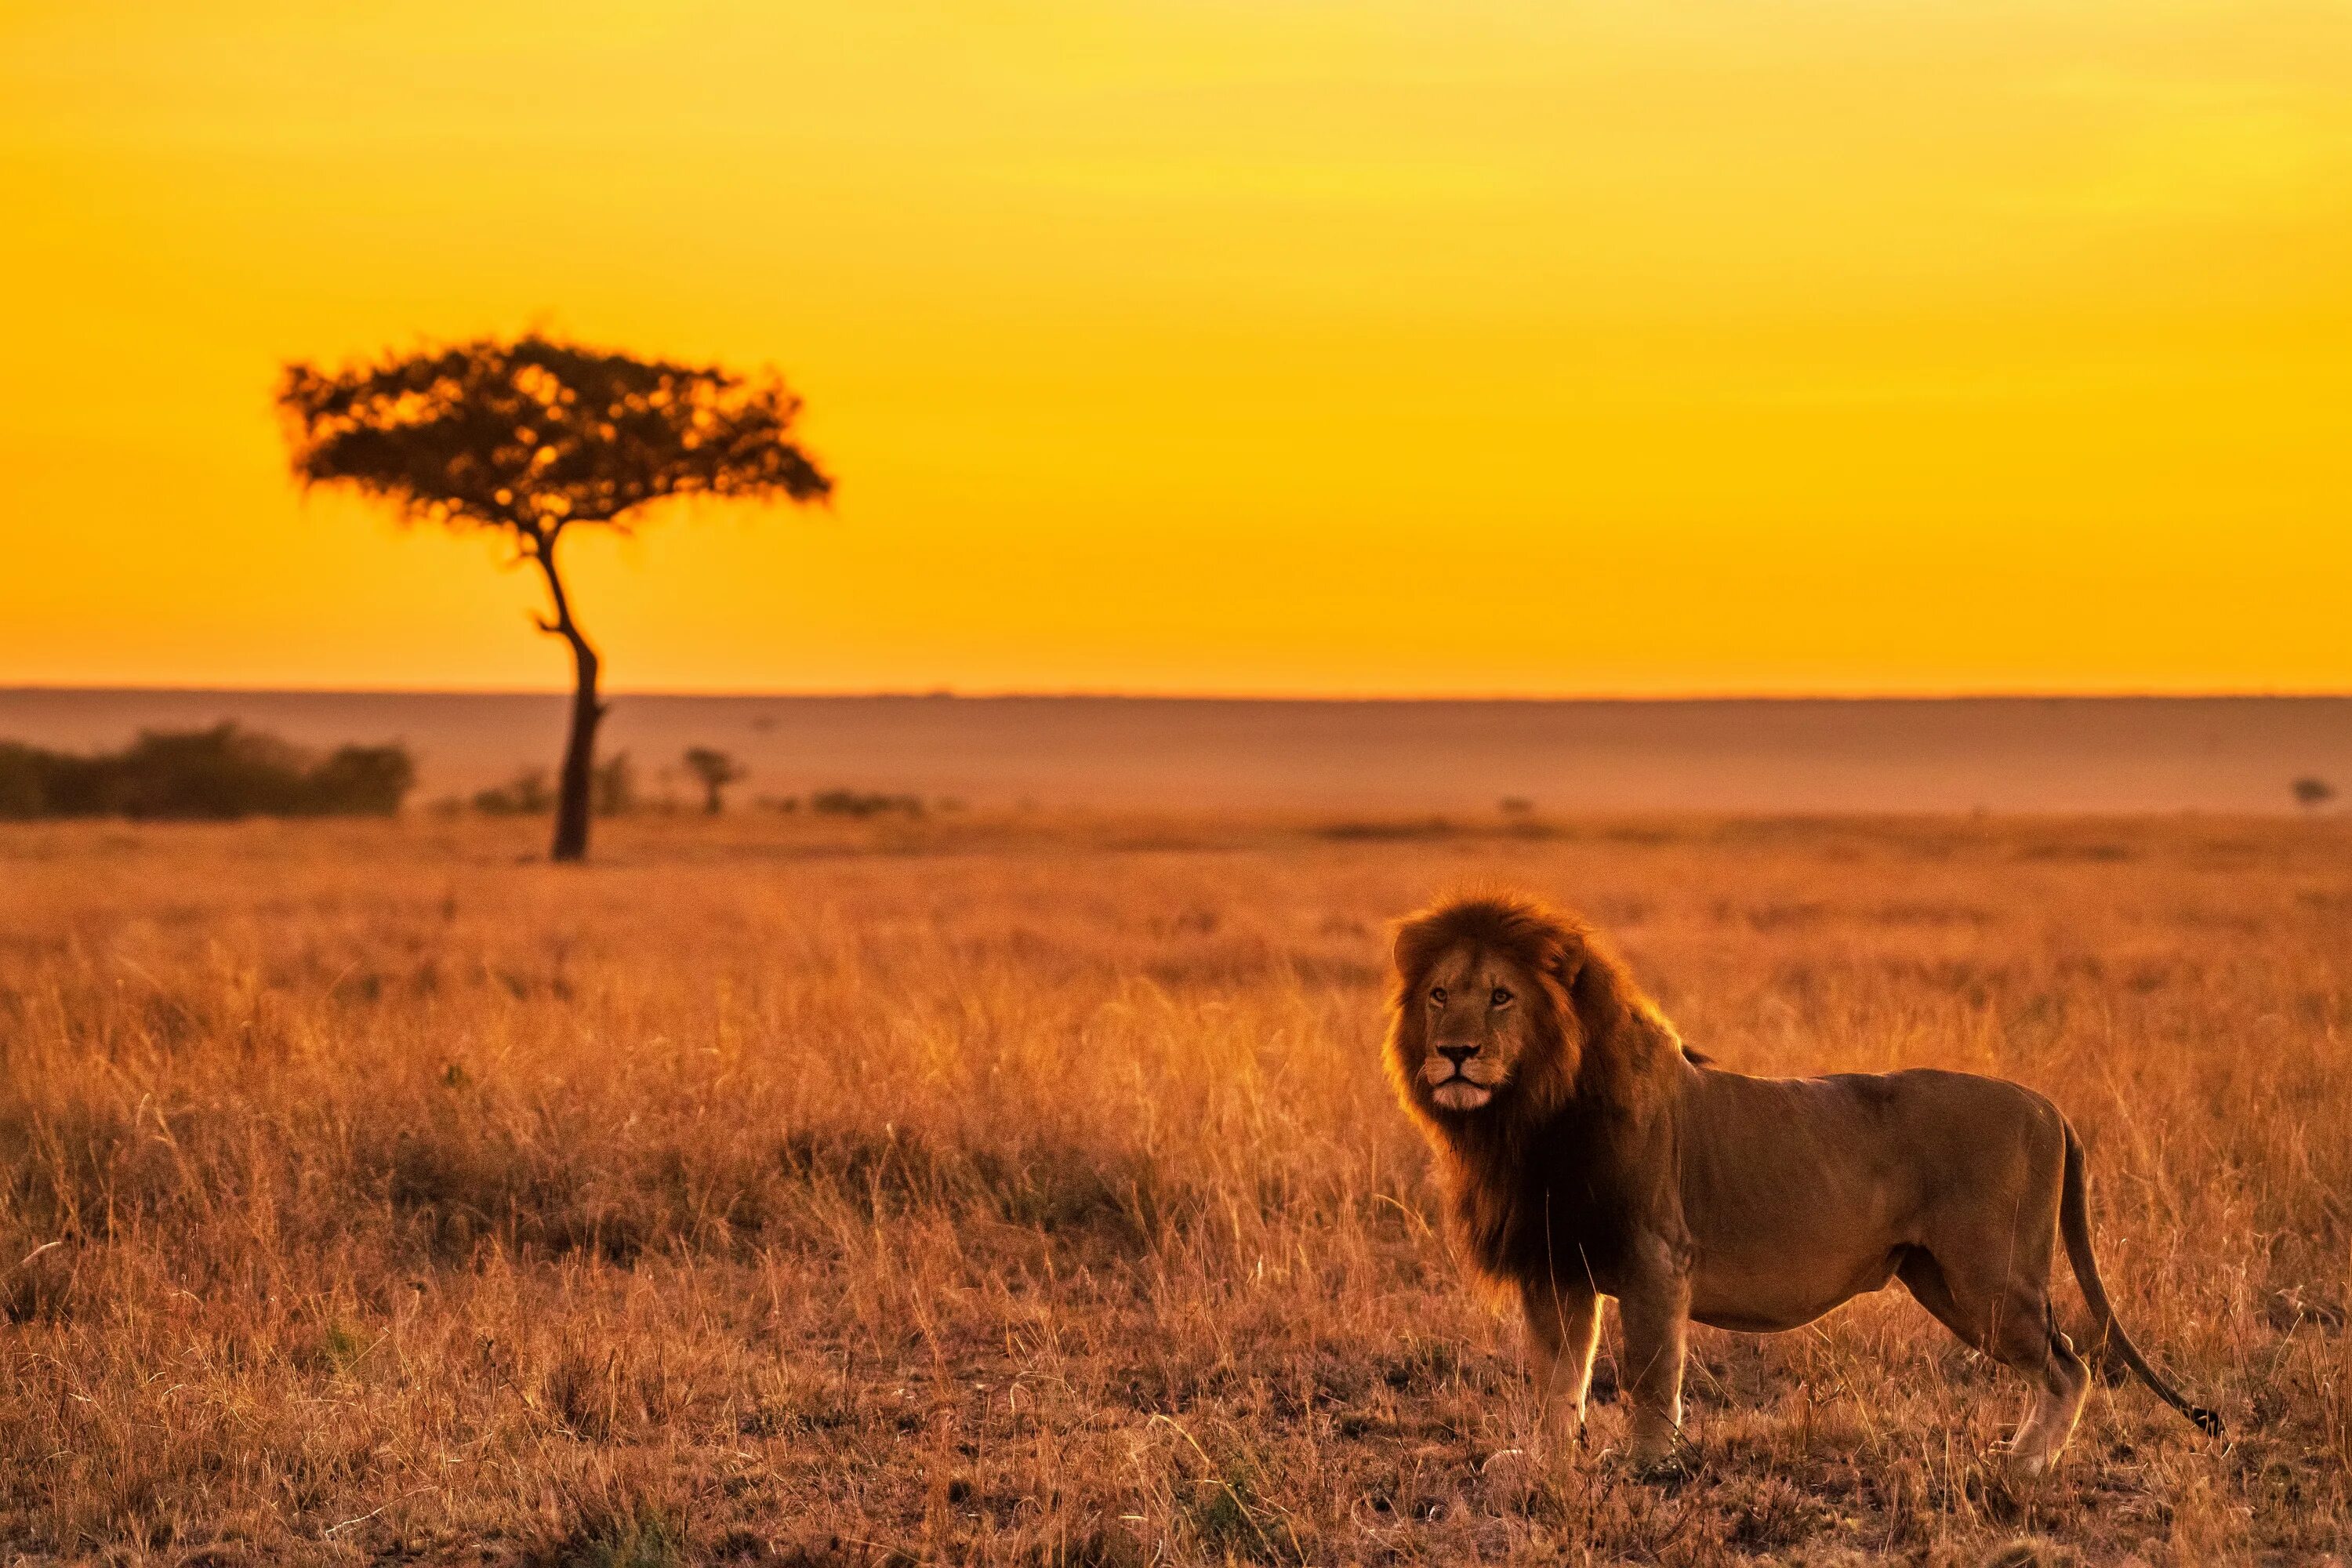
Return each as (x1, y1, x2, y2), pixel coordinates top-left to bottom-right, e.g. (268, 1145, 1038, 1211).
(0, 725, 946, 825)
(458, 763, 930, 819)
(0, 724, 416, 821)
(804, 789, 925, 818)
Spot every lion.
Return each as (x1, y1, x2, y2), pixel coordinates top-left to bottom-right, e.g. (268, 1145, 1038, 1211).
(1383, 891, 2221, 1476)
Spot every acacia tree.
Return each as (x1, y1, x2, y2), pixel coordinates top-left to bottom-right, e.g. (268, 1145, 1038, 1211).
(279, 335, 831, 861)
(682, 746, 745, 815)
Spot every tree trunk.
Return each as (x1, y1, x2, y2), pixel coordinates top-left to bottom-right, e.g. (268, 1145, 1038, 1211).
(531, 528, 604, 863)
(551, 633, 601, 860)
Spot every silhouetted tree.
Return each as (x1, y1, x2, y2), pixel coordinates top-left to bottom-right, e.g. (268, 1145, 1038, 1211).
(2292, 776, 2336, 811)
(278, 334, 832, 861)
(683, 746, 745, 815)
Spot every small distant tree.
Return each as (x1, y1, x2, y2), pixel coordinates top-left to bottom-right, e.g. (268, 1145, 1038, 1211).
(278, 334, 832, 862)
(683, 746, 745, 815)
(2292, 776, 2336, 812)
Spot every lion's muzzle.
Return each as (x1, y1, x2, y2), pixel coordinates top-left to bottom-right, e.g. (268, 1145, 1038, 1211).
(1426, 1043, 1500, 1109)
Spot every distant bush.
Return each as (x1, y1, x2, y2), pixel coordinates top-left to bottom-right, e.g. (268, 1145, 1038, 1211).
(472, 769, 554, 815)
(474, 756, 636, 818)
(809, 789, 924, 818)
(0, 724, 416, 821)
(593, 751, 637, 816)
(298, 742, 416, 815)
(0, 743, 110, 818)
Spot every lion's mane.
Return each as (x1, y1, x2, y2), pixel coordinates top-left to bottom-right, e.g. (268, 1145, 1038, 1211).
(1382, 893, 1689, 1295)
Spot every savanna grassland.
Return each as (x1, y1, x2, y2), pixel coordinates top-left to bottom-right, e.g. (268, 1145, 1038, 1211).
(0, 811, 2345, 1566)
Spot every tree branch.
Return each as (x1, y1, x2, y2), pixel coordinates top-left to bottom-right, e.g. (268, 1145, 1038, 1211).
(526, 523, 595, 666)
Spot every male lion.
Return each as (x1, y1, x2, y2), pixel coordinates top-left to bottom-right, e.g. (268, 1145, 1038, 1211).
(1383, 892, 2221, 1476)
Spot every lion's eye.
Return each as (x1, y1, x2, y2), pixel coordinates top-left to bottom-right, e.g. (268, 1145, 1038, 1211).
(1490, 987, 1512, 1007)
(1428, 986, 1447, 1006)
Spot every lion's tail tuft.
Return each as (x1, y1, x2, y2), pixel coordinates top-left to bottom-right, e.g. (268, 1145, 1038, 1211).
(2060, 1120, 2223, 1439)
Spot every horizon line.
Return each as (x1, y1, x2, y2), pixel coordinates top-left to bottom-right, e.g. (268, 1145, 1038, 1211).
(5, 682, 2350, 705)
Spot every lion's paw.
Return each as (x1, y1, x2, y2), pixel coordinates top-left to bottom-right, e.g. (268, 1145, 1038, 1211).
(1995, 1444, 2056, 1483)
(1630, 1457, 1690, 1487)
(1619, 1437, 1694, 1487)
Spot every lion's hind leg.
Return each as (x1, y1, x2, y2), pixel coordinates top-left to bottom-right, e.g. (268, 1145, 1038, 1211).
(1898, 1247, 2089, 1476)
(1981, 1307, 2089, 1478)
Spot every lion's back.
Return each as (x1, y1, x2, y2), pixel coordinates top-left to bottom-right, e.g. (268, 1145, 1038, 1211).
(1682, 1065, 2067, 1229)
(1831, 1066, 2059, 1139)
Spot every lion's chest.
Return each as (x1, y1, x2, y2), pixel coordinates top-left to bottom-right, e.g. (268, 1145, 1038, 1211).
(1454, 1169, 1646, 1292)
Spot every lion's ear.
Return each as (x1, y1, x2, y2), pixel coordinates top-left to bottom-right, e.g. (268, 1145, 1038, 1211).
(1392, 912, 1451, 981)
(1389, 921, 1423, 978)
(1545, 940, 1586, 989)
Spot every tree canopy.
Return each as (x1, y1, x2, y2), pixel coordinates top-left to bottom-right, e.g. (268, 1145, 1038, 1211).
(278, 334, 832, 537)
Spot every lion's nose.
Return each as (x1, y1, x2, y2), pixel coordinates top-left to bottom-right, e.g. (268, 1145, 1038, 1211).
(1437, 1044, 1479, 1066)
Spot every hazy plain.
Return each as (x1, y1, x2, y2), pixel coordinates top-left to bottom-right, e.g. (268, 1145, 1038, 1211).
(4, 690, 2349, 814)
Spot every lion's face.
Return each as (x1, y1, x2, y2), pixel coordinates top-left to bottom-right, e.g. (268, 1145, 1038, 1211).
(1409, 941, 1554, 1112)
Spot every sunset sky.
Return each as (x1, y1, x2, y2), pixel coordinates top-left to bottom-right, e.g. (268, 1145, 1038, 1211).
(3, 0, 2349, 697)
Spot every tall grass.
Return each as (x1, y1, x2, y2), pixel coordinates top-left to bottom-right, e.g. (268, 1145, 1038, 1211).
(0, 812, 2343, 1563)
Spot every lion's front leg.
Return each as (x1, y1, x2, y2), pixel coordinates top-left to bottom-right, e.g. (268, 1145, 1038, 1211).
(1519, 1279, 1602, 1456)
(1617, 1247, 1692, 1474)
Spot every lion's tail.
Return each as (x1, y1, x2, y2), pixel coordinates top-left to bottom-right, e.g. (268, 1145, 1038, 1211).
(2059, 1120, 2223, 1437)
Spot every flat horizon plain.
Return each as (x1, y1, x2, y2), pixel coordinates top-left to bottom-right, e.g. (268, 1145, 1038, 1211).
(2, 689, 2348, 815)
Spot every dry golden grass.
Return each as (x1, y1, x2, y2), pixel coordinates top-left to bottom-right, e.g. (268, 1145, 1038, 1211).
(0, 810, 2345, 1565)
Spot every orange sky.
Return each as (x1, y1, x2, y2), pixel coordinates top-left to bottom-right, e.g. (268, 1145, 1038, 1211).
(3, 1, 2349, 697)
